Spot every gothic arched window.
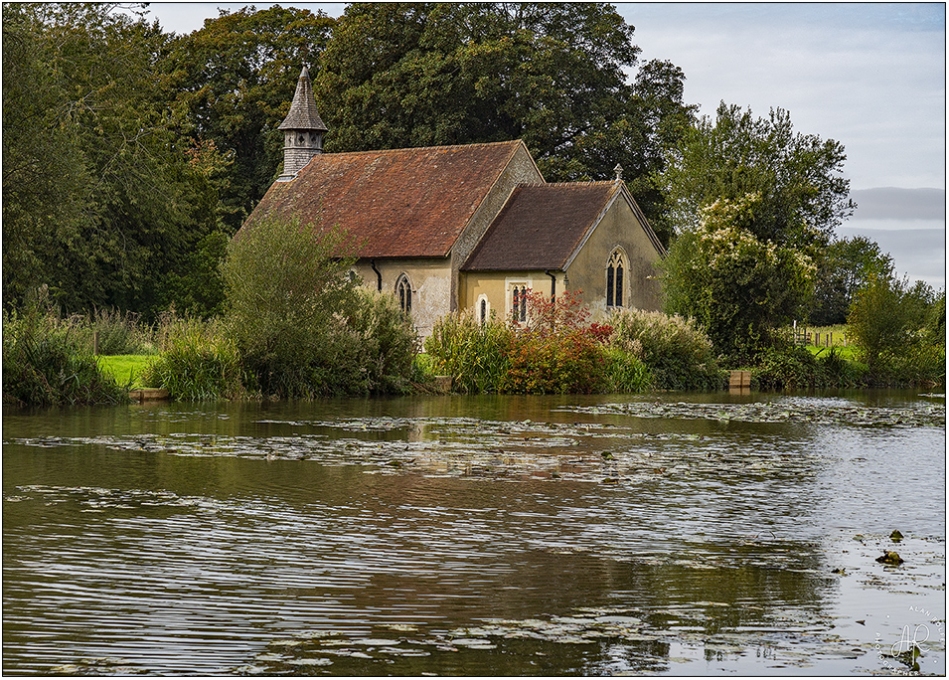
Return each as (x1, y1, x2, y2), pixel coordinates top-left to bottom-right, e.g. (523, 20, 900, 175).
(606, 249, 628, 308)
(396, 275, 412, 314)
(478, 295, 489, 325)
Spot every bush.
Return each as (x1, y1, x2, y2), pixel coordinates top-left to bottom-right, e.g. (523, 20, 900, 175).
(141, 314, 244, 401)
(2, 297, 128, 407)
(334, 289, 420, 395)
(754, 342, 822, 391)
(848, 274, 945, 385)
(424, 311, 512, 394)
(222, 215, 419, 398)
(755, 340, 872, 391)
(499, 291, 609, 395)
(609, 309, 724, 390)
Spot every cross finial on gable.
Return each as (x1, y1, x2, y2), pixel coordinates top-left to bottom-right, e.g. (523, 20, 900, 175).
(614, 163, 624, 181)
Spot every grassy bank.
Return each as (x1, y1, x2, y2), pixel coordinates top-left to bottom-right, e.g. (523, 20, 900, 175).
(5, 303, 942, 406)
(2, 306, 129, 407)
(96, 355, 155, 389)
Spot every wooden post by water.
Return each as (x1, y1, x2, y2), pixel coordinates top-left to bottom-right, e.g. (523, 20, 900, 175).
(729, 370, 751, 390)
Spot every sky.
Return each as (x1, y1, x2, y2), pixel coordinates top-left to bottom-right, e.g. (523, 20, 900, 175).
(140, 2, 946, 288)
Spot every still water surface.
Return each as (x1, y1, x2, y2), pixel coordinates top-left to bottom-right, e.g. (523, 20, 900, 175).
(3, 391, 945, 675)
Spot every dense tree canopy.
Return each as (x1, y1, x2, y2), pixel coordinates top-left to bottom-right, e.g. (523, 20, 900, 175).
(316, 2, 694, 234)
(2, 3, 228, 316)
(809, 235, 894, 326)
(166, 5, 335, 230)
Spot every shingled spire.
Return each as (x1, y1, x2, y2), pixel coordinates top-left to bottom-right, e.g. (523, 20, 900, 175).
(277, 66, 328, 181)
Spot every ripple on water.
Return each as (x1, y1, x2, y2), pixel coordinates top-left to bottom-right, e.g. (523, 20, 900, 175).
(2, 394, 944, 675)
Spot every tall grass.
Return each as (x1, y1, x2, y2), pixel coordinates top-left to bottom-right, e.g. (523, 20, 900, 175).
(75, 308, 156, 355)
(424, 311, 512, 394)
(602, 347, 652, 393)
(609, 309, 725, 391)
(2, 302, 128, 407)
(140, 314, 244, 401)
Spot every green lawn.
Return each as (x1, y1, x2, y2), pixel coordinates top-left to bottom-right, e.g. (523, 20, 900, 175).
(97, 355, 155, 389)
(805, 343, 860, 361)
(796, 324, 859, 360)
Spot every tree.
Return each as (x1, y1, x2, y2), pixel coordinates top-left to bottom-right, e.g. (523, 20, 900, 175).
(2, 4, 91, 307)
(661, 193, 816, 362)
(166, 5, 336, 230)
(809, 235, 893, 325)
(657, 102, 854, 249)
(316, 2, 692, 230)
(2, 3, 230, 317)
(848, 273, 944, 383)
(222, 216, 417, 397)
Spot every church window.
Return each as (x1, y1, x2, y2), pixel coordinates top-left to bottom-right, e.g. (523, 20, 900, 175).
(511, 285, 528, 323)
(396, 275, 412, 314)
(475, 293, 491, 325)
(607, 250, 628, 308)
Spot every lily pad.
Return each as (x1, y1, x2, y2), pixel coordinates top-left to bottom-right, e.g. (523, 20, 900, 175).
(352, 638, 401, 646)
(286, 658, 333, 666)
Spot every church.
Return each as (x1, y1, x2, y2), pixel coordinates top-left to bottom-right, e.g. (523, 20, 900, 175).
(242, 67, 665, 338)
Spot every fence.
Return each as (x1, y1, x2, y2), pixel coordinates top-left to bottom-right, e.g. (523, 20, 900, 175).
(792, 328, 848, 347)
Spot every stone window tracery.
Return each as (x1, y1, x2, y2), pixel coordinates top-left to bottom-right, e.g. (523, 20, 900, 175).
(396, 274, 412, 314)
(607, 249, 628, 308)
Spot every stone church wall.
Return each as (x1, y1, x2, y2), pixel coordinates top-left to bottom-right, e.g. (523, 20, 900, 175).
(352, 258, 452, 340)
(450, 144, 544, 311)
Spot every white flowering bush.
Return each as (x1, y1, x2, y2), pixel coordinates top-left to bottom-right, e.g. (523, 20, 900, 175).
(661, 193, 816, 362)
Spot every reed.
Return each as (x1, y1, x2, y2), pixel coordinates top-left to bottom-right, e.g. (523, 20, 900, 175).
(2, 304, 128, 407)
(141, 315, 244, 401)
(424, 311, 513, 394)
(602, 347, 652, 393)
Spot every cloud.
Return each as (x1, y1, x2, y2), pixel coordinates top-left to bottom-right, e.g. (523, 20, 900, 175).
(850, 188, 946, 221)
(618, 3, 946, 190)
(837, 226, 945, 289)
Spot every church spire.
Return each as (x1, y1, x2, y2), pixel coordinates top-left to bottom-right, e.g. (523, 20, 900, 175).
(277, 66, 328, 181)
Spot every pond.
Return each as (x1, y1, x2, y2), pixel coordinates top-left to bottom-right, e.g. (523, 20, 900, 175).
(3, 391, 945, 676)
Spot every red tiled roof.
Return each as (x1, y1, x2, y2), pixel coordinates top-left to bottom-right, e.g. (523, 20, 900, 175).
(461, 182, 620, 271)
(243, 140, 526, 258)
